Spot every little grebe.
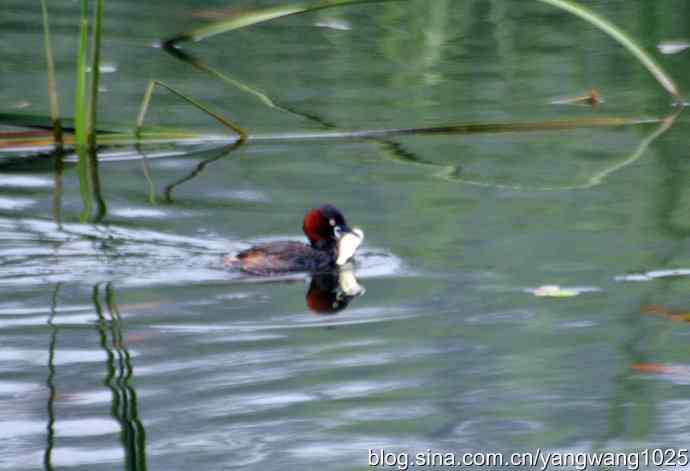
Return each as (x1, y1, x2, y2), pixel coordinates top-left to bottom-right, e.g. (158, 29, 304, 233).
(225, 205, 363, 275)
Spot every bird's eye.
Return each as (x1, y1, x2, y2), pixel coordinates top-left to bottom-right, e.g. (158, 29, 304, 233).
(333, 226, 343, 238)
(329, 218, 336, 226)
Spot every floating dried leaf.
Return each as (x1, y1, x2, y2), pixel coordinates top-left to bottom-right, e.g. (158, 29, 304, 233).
(642, 304, 690, 322)
(550, 88, 603, 106)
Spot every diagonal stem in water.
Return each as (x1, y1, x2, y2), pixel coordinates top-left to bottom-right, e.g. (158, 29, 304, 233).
(164, 142, 243, 202)
(398, 111, 680, 190)
(136, 80, 248, 143)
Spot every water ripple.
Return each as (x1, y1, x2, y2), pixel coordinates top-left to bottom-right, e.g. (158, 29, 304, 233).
(0, 217, 403, 288)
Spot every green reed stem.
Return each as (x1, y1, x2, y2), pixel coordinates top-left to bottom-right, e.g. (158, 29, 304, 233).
(74, 0, 93, 221)
(76, 146, 93, 222)
(40, 0, 63, 150)
(74, 0, 89, 149)
(88, 0, 105, 151)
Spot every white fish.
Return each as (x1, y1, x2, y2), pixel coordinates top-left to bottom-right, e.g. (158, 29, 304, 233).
(336, 228, 363, 266)
(338, 268, 366, 296)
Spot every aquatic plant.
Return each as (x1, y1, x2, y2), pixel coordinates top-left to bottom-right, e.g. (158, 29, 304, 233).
(536, 0, 681, 100)
(39, 0, 63, 149)
(164, 0, 682, 103)
(136, 80, 248, 143)
(1, 0, 685, 214)
(74, 0, 89, 150)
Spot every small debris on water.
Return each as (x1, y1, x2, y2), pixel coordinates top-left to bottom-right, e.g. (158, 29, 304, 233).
(615, 268, 690, 282)
(642, 304, 690, 322)
(526, 285, 599, 297)
(11, 101, 31, 109)
(632, 363, 690, 379)
(86, 63, 118, 74)
(658, 40, 690, 55)
(314, 19, 352, 31)
(550, 88, 603, 106)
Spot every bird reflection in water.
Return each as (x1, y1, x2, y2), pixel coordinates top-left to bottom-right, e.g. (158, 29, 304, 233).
(306, 268, 365, 315)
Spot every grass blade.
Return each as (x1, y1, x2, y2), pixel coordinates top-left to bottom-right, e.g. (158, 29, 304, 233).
(88, 0, 105, 151)
(88, 0, 107, 222)
(166, 0, 400, 44)
(74, 0, 89, 149)
(74, 0, 93, 221)
(537, 0, 682, 100)
(40, 0, 63, 149)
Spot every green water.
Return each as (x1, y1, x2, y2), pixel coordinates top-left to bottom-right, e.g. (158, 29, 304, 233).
(2, 1, 690, 470)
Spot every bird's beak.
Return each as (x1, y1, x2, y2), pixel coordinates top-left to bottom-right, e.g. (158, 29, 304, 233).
(336, 227, 364, 266)
(335, 224, 352, 240)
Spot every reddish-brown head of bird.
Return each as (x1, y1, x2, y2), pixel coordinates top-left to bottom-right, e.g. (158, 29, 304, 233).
(303, 208, 332, 247)
(302, 205, 349, 249)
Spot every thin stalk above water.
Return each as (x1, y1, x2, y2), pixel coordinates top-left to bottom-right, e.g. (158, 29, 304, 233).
(88, 0, 105, 151)
(0, 114, 661, 153)
(74, 0, 89, 149)
(40, 0, 63, 150)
